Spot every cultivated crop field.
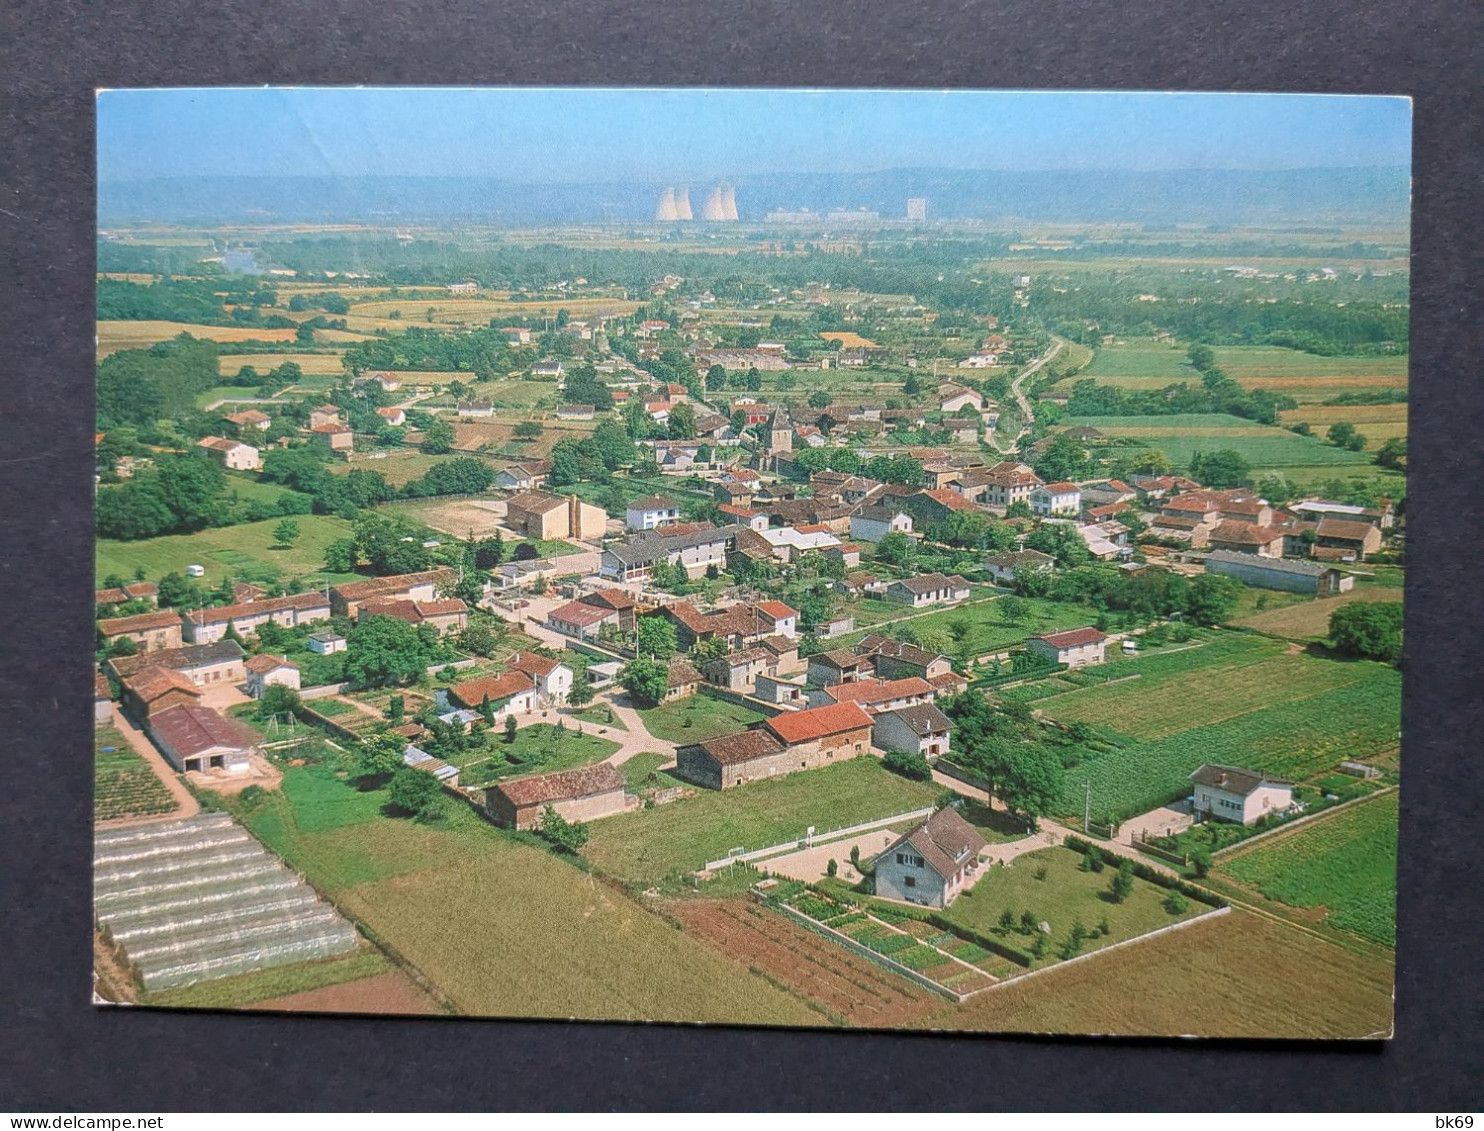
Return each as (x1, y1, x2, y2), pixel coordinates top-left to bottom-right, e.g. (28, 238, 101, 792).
(216, 352, 348, 377)
(581, 757, 942, 884)
(237, 765, 816, 1025)
(926, 908, 1394, 1038)
(97, 320, 299, 358)
(450, 419, 597, 459)
(96, 513, 357, 588)
(95, 725, 178, 823)
(1053, 660, 1401, 822)
(1235, 586, 1404, 639)
(1218, 792, 1398, 945)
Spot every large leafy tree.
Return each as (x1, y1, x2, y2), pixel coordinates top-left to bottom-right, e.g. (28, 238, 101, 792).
(635, 615, 677, 659)
(346, 614, 432, 688)
(1329, 601, 1403, 664)
(620, 656, 670, 707)
(1183, 573, 1243, 626)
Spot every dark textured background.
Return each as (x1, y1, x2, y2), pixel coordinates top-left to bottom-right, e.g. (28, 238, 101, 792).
(1, 0, 1481, 1111)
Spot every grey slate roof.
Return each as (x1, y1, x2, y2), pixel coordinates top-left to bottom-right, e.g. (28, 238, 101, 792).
(1204, 549, 1331, 577)
(1189, 763, 1292, 796)
(605, 524, 737, 566)
(877, 702, 954, 737)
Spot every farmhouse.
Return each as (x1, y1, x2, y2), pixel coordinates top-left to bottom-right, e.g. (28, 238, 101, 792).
(1292, 499, 1394, 529)
(872, 703, 954, 762)
(503, 491, 606, 541)
(494, 460, 553, 492)
(1190, 764, 1294, 826)
(484, 763, 627, 831)
(1026, 627, 1108, 668)
(556, 404, 595, 421)
(1204, 549, 1355, 595)
(182, 592, 331, 644)
(1313, 518, 1384, 561)
(243, 654, 300, 698)
(311, 423, 353, 452)
(662, 659, 703, 702)
(806, 647, 876, 687)
(674, 702, 873, 790)
(850, 505, 913, 543)
(546, 598, 620, 640)
(98, 610, 184, 652)
(329, 568, 458, 616)
(855, 636, 954, 681)
(702, 647, 778, 693)
(308, 405, 342, 429)
(148, 704, 257, 774)
(625, 494, 681, 532)
(506, 652, 574, 704)
(599, 525, 735, 582)
(659, 602, 763, 653)
(811, 676, 935, 714)
(108, 640, 246, 689)
(442, 671, 538, 719)
(120, 667, 204, 719)
(1031, 481, 1082, 518)
(980, 461, 1044, 511)
(885, 573, 971, 608)
(224, 409, 272, 433)
(1207, 520, 1286, 559)
(982, 548, 1055, 584)
(578, 588, 638, 630)
(938, 383, 984, 413)
(95, 581, 159, 607)
(196, 436, 262, 471)
(375, 406, 407, 427)
(356, 596, 469, 636)
(457, 401, 495, 418)
(873, 805, 986, 909)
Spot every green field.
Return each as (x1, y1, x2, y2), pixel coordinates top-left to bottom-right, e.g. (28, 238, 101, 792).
(95, 724, 177, 822)
(96, 514, 357, 588)
(234, 763, 817, 1025)
(941, 846, 1203, 961)
(469, 723, 621, 783)
(636, 694, 770, 744)
(1053, 656, 1401, 822)
(839, 595, 1095, 657)
(582, 756, 942, 884)
(1040, 637, 1374, 741)
(1061, 414, 1375, 471)
(1235, 587, 1404, 640)
(1075, 342, 1407, 398)
(331, 451, 485, 488)
(1218, 792, 1398, 945)
(142, 950, 394, 1010)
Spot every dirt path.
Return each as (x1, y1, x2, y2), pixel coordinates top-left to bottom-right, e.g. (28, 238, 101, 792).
(989, 337, 1064, 455)
(246, 969, 441, 1016)
(599, 694, 678, 767)
(106, 706, 199, 820)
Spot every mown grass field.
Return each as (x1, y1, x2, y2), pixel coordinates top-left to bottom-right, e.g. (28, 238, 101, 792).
(1218, 792, 1398, 945)
(943, 846, 1204, 960)
(1073, 342, 1407, 398)
(838, 595, 1094, 657)
(216, 352, 348, 377)
(1061, 413, 1375, 471)
(96, 514, 357, 588)
(924, 909, 1394, 1038)
(466, 723, 621, 784)
(1235, 586, 1404, 640)
(235, 764, 817, 1025)
(582, 757, 942, 884)
(637, 694, 770, 744)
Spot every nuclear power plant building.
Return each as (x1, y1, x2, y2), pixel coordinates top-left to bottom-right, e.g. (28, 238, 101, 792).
(656, 183, 735, 221)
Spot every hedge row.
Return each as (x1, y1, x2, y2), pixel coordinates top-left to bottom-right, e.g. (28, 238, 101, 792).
(1062, 836, 1226, 908)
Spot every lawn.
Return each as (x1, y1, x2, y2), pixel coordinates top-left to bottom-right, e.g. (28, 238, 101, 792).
(1053, 659, 1401, 822)
(233, 764, 816, 1025)
(582, 756, 942, 884)
(1218, 791, 1398, 945)
(192, 386, 289, 410)
(636, 693, 770, 745)
(940, 846, 1203, 962)
(95, 724, 177, 822)
(473, 723, 621, 783)
(838, 595, 1095, 658)
(924, 908, 1394, 1038)
(96, 513, 357, 589)
(1060, 413, 1375, 471)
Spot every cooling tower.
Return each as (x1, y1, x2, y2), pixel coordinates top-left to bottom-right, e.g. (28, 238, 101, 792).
(721, 184, 739, 221)
(702, 184, 727, 221)
(655, 187, 680, 222)
(675, 185, 693, 220)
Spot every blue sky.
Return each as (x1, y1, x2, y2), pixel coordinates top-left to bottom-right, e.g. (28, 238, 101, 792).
(97, 88, 1411, 182)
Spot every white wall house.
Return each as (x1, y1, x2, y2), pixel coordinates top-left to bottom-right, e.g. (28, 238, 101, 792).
(1190, 764, 1294, 826)
(849, 506, 913, 543)
(625, 495, 681, 532)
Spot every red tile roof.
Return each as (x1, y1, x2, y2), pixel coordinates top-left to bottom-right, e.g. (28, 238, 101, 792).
(549, 599, 617, 628)
(763, 702, 873, 745)
(149, 704, 256, 757)
(824, 677, 933, 706)
(507, 652, 563, 679)
(186, 591, 330, 627)
(98, 610, 182, 635)
(490, 762, 625, 808)
(245, 654, 298, 674)
(125, 667, 201, 702)
(448, 671, 534, 708)
(695, 729, 786, 765)
(1033, 627, 1108, 649)
(755, 601, 797, 620)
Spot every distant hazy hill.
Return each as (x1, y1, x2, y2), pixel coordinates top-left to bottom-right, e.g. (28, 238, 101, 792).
(98, 167, 1410, 228)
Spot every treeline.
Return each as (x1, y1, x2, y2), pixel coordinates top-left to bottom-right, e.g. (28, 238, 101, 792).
(97, 277, 279, 324)
(97, 337, 224, 427)
(341, 325, 523, 382)
(1065, 343, 1296, 425)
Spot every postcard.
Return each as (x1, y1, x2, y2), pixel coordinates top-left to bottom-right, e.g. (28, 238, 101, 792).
(93, 88, 1404, 1037)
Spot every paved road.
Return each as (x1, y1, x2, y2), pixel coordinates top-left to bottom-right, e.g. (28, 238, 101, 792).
(989, 336, 1065, 455)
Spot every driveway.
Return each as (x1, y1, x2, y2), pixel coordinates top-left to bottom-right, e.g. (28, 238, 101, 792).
(1119, 800, 1194, 847)
(103, 706, 199, 822)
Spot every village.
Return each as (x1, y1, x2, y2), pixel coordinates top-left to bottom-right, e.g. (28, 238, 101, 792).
(91, 209, 1403, 1034)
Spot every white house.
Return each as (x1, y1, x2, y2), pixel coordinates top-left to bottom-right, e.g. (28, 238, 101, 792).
(244, 654, 301, 698)
(753, 600, 798, 639)
(1025, 627, 1108, 668)
(938, 384, 985, 412)
(625, 494, 681, 532)
(1190, 764, 1294, 826)
(307, 631, 346, 655)
(982, 548, 1055, 584)
(885, 573, 970, 608)
(196, 436, 262, 471)
(872, 703, 954, 762)
(849, 506, 913, 543)
(872, 806, 986, 909)
(506, 652, 574, 705)
(1030, 481, 1082, 517)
